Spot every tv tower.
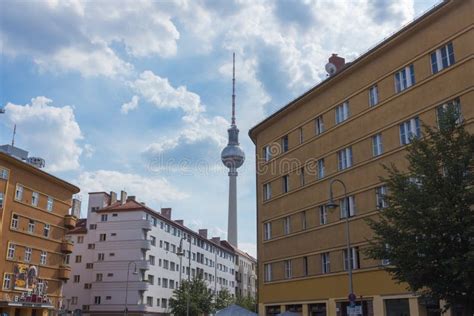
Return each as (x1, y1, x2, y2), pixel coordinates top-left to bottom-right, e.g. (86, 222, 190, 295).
(221, 53, 245, 247)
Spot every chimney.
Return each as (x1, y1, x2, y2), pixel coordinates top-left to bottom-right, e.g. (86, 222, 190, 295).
(175, 220, 184, 226)
(328, 54, 345, 73)
(120, 190, 127, 204)
(198, 229, 208, 239)
(109, 191, 117, 205)
(126, 195, 136, 202)
(161, 208, 172, 219)
(211, 237, 220, 243)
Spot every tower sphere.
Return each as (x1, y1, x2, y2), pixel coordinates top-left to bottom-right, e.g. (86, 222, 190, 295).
(221, 142, 245, 169)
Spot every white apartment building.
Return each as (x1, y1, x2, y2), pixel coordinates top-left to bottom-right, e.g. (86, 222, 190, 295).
(63, 191, 237, 315)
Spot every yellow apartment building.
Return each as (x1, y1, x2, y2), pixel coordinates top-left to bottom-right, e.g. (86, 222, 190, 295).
(0, 149, 80, 316)
(249, 0, 474, 315)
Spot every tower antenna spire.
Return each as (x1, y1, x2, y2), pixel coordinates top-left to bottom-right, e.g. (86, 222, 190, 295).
(11, 124, 16, 147)
(231, 52, 236, 126)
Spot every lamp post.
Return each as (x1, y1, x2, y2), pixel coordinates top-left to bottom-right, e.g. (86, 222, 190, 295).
(326, 178, 354, 301)
(177, 235, 192, 316)
(124, 261, 138, 316)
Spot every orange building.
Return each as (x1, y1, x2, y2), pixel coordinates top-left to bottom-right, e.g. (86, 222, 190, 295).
(0, 148, 80, 316)
(249, 0, 473, 315)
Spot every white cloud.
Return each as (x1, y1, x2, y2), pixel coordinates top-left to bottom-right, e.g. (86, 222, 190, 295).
(4, 96, 83, 172)
(121, 95, 140, 114)
(76, 170, 189, 207)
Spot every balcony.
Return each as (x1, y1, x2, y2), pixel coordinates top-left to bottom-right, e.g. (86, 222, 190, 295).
(61, 239, 74, 254)
(58, 265, 71, 280)
(64, 215, 77, 229)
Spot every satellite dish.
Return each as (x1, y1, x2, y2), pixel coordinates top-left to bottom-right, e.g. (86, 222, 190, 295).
(325, 62, 337, 76)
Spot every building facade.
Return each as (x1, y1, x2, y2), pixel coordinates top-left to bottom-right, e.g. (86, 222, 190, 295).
(249, 1, 473, 315)
(0, 149, 80, 316)
(63, 192, 238, 315)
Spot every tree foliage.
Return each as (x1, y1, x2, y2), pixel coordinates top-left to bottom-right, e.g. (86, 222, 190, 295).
(169, 276, 214, 316)
(214, 288, 235, 311)
(366, 107, 474, 313)
(235, 294, 257, 312)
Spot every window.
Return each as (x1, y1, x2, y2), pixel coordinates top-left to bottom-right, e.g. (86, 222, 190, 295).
(321, 252, 330, 274)
(107, 273, 113, 277)
(281, 135, 289, 153)
(15, 185, 23, 201)
(284, 260, 292, 279)
(31, 192, 39, 207)
(11, 214, 18, 229)
(73, 275, 80, 283)
(315, 116, 324, 135)
(84, 283, 91, 289)
(395, 64, 415, 93)
(96, 273, 103, 282)
(264, 222, 272, 241)
(27, 220, 35, 233)
(43, 224, 50, 237)
(147, 296, 153, 307)
(94, 296, 101, 305)
(400, 117, 421, 145)
(437, 98, 462, 126)
(150, 236, 156, 246)
(335, 101, 349, 124)
(88, 244, 95, 249)
(99, 234, 106, 241)
(162, 278, 168, 288)
(0, 168, 8, 180)
(282, 175, 289, 193)
(376, 186, 388, 209)
(300, 167, 305, 186)
(264, 264, 272, 282)
(2, 274, 12, 290)
(40, 251, 47, 265)
(431, 42, 454, 74)
(75, 255, 82, 263)
(24, 247, 32, 262)
(77, 236, 84, 243)
(340, 196, 356, 218)
(162, 299, 168, 308)
(301, 211, 307, 230)
(283, 217, 291, 235)
(263, 183, 272, 201)
(317, 158, 325, 179)
(149, 255, 155, 266)
(148, 274, 154, 285)
(86, 263, 93, 269)
(89, 224, 97, 230)
(382, 244, 391, 266)
(170, 280, 175, 289)
(7, 244, 15, 259)
(46, 197, 54, 212)
(369, 85, 379, 106)
(98, 253, 105, 261)
(319, 205, 327, 225)
(71, 297, 78, 305)
(100, 214, 108, 222)
(303, 256, 308, 276)
(337, 147, 353, 170)
(0, 193, 3, 209)
(343, 247, 359, 270)
(372, 133, 383, 157)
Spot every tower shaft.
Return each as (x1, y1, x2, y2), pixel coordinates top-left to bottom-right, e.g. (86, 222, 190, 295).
(227, 169, 238, 247)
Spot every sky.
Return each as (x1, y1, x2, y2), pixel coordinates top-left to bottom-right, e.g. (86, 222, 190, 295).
(0, 0, 440, 257)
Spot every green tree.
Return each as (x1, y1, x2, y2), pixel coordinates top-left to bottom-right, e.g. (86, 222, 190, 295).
(169, 276, 214, 316)
(366, 107, 474, 314)
(235, 294, 257, 312)
(214, 288, 235, 311)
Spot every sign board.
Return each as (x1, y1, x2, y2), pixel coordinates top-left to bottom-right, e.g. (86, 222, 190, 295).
(347, 305, 362, 316)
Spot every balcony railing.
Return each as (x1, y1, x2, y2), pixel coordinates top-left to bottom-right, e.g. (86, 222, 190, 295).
(60, 240, 74, 254)
(58, 265, 71, 280)
(64, 215, 77, 229)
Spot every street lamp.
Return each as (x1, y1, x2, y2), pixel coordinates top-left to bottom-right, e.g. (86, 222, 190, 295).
(176, 235, 192, 316)
(124, 261, 138, 316)
(326, 178, 355, 302)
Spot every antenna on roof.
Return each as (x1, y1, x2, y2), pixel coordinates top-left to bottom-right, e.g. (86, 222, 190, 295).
(231, 52, 236, 126)
(11, 124, 16, 147)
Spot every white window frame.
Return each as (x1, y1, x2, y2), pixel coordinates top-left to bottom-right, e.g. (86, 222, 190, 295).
(395, 64, 415, 93)
(436, 98, 462, 126)
(264, 222, 272, 241)
(281, 135, 289, 153)
(94, 296, 101, 305)
(431, 42, 454, 74)
(400, 117, 421, 145)
(282, 175, 289, 193)
(340, 196, 356, 218)
(11, 214, 18, 229)
(31, 192, 39, 207)
(2, 274, 12, 290)
(0, 192, 3, 209)
(24, 247, 32, 262)
(15, 185, 23, 201)
(315, 116, 324, 135)
(376, 186, 388, 209)
(264, 264, 272, 282)
(101, 214, 108, 222)
(28, 220, 35, 233)
(0, 169, 9, 180)
(369, 85, 379, 106)
(337, 147, 353, 170)
(43, 224, 50, 237)
(372, 133, 383, 157)
(343, 247, 359, 270)
(284, 260, 292, 279)
(263, 183, 272, 201)
(263, 146, 272, 162)
(46, 196, 54, 212)
(321, 252, 330, 274)
(40, 251, 47, 265)
(283, 216, 291, 235)
(317, 158, 325, 179)
(7, 244, 15, 259)
(319, 205, 327, 225)
(335, 101, 350, 124)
